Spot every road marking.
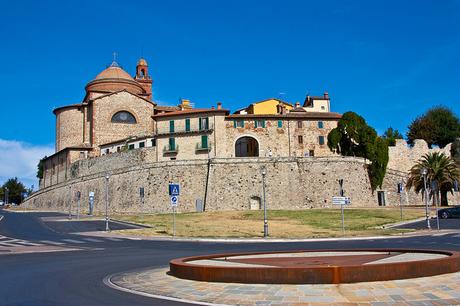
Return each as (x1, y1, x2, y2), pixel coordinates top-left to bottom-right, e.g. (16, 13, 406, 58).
(105, 237, 122, 241)
(40, 240, 65, 245)
(61, 239, 85, 244)
(11, 241, 42, 246)
(82, 238, 103, 243)
(451, 234, 460, 238)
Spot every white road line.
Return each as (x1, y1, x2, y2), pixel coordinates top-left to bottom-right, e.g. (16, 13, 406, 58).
(451, 234, 460, 238)
(82, 238, 103, 243)
(61, 239, 85, 244)
(40, 240, 65, 245)
(105, 237, 123, 241)
(12, 241, 42, 246)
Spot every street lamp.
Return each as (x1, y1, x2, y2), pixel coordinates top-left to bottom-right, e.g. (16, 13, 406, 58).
(105, 174, 110, 231)
(261, 166, 268, 238)
(4, 187, 8, 205)
(421, 168, 431, 230)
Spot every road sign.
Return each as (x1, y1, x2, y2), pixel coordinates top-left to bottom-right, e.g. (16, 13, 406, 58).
(170, 195, 178, 206)
(332, 196, 351, 205)
(454, 180, 459, 192)
(169, 183, 180, 196)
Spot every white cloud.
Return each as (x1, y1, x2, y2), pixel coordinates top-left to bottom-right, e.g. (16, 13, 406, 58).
(0, 139, 54, 189)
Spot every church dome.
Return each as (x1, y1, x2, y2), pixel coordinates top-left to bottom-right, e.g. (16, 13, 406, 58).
(85, 61, 146, 98)
(94, 61, 134, 81)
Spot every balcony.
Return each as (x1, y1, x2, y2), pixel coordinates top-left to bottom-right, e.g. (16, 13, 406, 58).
(196, 142, 211, 152)
(163, 144, 179, 154)
(155, 124, 214, 137)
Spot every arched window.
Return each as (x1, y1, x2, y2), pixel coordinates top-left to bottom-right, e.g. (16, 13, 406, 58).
(111, 111, 137, 124)
(235, 136, 259, 157)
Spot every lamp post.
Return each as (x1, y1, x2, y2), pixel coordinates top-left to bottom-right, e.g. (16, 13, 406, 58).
(261, 166, 268, 238)
(105, 174, 110, 231)
(421, 168, 431, 230)
(4, 187, 8, 205)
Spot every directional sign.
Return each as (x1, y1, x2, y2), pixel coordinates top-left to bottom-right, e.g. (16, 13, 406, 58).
(332, 196, 351, 205)
(170, 195, 178, 207)
(169, 183, 180, 196)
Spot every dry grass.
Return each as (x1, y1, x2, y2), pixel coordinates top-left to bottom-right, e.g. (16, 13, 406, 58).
(112, 208, 425, 238)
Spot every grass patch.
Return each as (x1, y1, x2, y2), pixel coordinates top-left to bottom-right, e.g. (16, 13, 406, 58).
(111, 207, 425, 238)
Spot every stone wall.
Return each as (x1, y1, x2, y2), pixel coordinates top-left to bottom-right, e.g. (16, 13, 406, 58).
(388, 139, 452, 173)
(25, 151, 416, 214)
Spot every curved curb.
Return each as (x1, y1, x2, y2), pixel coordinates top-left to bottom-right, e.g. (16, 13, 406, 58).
(102, 272, 228, 306)
(170, 249, 460, 284)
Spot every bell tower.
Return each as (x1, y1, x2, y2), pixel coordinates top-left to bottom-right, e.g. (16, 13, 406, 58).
(135, 58, 153, 100)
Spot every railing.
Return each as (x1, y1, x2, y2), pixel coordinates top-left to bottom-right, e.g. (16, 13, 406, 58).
(155, 123, 214, 136)
(196, 142, 211, 152)
(163, 144, 179, 154)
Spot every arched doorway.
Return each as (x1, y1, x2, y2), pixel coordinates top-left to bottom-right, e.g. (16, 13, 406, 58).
(235, 136, 259, 157)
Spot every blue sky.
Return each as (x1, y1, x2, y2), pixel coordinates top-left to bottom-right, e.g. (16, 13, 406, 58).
(0, 0, 459, 187)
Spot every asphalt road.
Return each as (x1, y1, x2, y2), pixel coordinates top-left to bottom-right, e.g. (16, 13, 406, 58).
(1, 209, 460, 306)
(396, 217, 460, 230)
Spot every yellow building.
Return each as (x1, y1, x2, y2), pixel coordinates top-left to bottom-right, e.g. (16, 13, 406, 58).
(234, 98, 293, 115)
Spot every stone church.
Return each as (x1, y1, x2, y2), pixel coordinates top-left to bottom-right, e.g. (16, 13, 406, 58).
(42, 57, 343, 188)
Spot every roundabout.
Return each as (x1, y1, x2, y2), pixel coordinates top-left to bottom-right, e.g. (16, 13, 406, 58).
(169, 249, 460, 284)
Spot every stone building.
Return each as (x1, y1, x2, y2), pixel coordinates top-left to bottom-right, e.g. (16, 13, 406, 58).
(40, 57, 342, 188)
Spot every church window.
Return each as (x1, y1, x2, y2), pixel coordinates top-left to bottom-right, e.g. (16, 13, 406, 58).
(111, 111, 136, 124)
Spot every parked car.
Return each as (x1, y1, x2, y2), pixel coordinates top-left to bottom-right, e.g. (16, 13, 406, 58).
(438, 205, 460, 219)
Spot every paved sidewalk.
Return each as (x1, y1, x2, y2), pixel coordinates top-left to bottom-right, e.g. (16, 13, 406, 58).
(108, 267, 460, 305)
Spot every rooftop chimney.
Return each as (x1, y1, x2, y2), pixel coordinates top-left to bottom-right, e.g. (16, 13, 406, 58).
(295, 101, 301, 108)
(217, 102, 222, 109)
(324, 91, 329, 99)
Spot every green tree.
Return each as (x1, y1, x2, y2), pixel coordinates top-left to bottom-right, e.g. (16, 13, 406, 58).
(327, 111, 389, 190)
(406, 152, 460, 206)
(381, 127, 403, 146)
(1, 177, 28, 204)
(37, 156, 47, 179)
(407, 106, 460, 148)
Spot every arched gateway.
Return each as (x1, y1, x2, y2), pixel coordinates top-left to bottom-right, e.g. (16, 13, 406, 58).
(235, 136, 259, 157)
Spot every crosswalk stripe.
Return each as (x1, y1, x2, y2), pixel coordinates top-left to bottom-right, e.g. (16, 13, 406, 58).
(11, 241, 42, 246)
(40, 240, 65, 245)
(61, 239, 85, 244)
(82, 238, 103, 243)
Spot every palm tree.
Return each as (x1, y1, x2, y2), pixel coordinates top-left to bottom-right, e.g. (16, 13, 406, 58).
(406, 152, 460, 206)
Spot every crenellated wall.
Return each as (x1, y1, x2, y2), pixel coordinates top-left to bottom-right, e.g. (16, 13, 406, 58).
(388, 139, 452, 173)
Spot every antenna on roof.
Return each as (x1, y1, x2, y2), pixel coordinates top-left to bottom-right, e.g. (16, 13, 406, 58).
(113, 52, 117, 62)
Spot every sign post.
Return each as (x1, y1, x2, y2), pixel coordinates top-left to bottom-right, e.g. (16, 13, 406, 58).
(332, 196, 351, 234)
(169, 183, 180, 237)
(432, 180, 440, 231)
(68, 185, 72, 220)
(88, 192, 94, 216)
(76, 191, 81, 220)
(397, 183, 404, 221)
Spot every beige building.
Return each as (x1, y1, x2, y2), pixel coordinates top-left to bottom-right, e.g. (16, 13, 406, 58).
(41, 58, 342, 188)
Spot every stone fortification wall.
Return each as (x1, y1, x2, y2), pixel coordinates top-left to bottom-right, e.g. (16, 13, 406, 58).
(388, 139, 452, 173)
(25, 149, 413, 214)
